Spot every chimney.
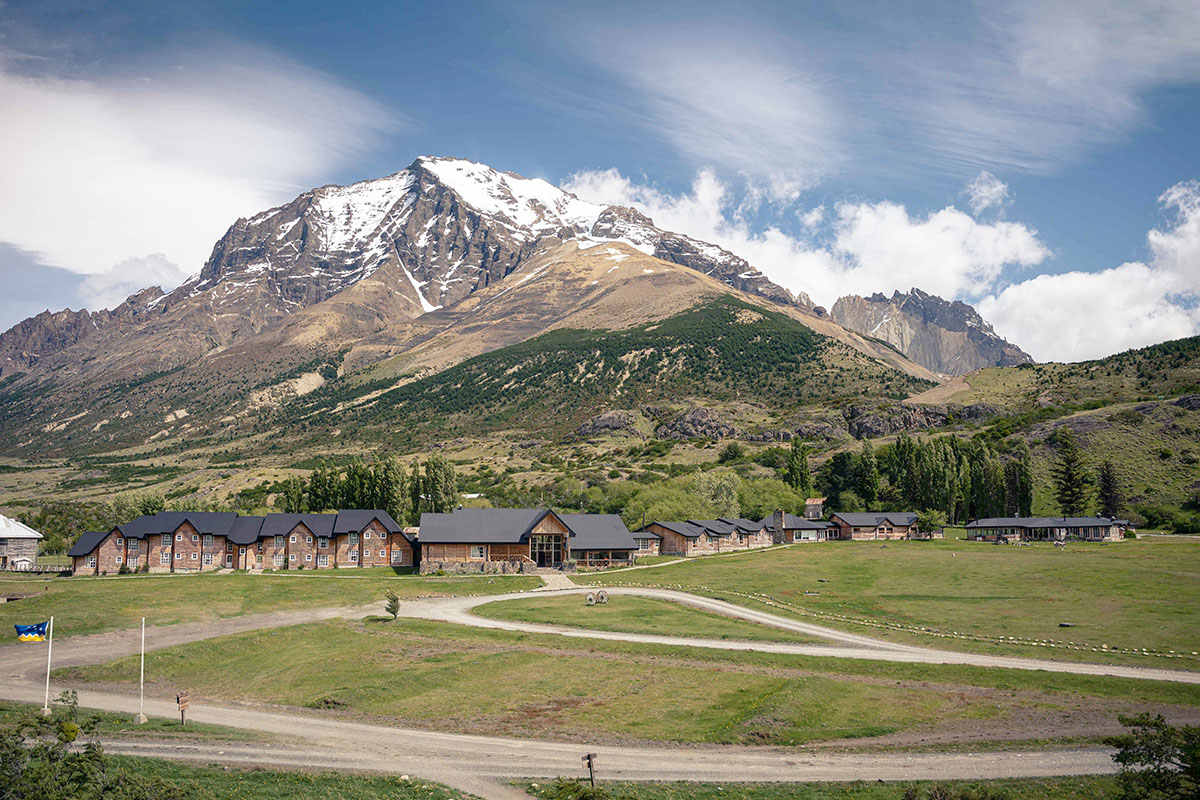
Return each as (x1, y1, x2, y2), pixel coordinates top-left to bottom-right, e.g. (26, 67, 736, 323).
(772, 508, 785, 545)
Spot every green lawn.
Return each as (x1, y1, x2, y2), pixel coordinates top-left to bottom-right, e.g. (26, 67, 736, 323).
(110, 756, 475, 799)
(474, 593, 821, 643)
(57, 617, 1199, 748)
(580, 539, 1200, 668)
(0, 572, 539, 637)
(0, 700, 270, 743)
(525, 776, 1119, 800)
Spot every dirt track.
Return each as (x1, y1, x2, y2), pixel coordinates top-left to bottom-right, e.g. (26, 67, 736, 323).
(2, 584, 1176, 798)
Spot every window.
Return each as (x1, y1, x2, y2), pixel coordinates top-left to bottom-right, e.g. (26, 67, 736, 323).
(376, 549, 384, 558)
(176, 533, 183, 542)
(227, 541, 234, 551)
(469, 546, 486, 559)
(318, 537, 328, 549)
(87, 556, 96, 568)
(190, 552, 197, 560)
(114, 556, 122, 564)
(289, 553, 296, 561)
(274, 553, 284, 567)
(256, 553, 263, 563)
(290, 535, 297, 543)
(305, 554, 312, 562)
(128, 557, 138, 569)
(257, 541, 263, 551)
(391, 550, 403, 564)
(349, 532, 358, 543)
(174, 552, 182, 560)
(160, 552, 170, 565)
(275, 536, 285, 548)
(318, 554, 328, 567)
(349, 550, 358, 562)
(203, 552, 213, 566)
(116, 538, 123, 546)
(203, 534, 213, 547)
(192, 534, 198, 542)
(239, 548, 246, 556)
(364, 531, 371, 539)
(161, 534, 171, 546)
(128, 539, 139, 551)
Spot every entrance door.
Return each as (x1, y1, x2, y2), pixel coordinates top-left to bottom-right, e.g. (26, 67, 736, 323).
(529, 534, 563, 568)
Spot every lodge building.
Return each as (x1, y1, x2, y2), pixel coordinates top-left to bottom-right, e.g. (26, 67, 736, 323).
(639, 518, 773, 557)
(964, 516, 1127, 542)
(67, 510, 414, 575)
(828, 512, 922, 540)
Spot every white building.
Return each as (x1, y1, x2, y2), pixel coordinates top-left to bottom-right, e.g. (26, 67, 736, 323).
(0, 513, 43, 570)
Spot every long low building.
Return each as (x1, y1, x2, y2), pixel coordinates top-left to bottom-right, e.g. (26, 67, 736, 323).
(759, 510, 835, 543)
(965, 516, 1127, 542)
(640, 518, 773, 557)
(67, 510, 414, 574)
(828, 512, 922, 540)
(417, 508, 637, 572)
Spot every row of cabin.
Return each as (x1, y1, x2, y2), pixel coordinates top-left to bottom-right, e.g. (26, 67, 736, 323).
(66, 508, 643, 575)
(964, 516, 1128, 542)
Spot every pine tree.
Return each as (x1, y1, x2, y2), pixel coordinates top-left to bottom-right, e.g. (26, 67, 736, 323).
(1051, 430, 1094, 516)
(783, 439, 812, 496)
(1097, 460, 1125, 519)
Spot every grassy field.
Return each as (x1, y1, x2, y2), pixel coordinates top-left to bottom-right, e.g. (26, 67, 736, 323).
(474, 594, 822, 643)
(0, 572, 540, 637)
(0, 700, 272, 743)
(525, 776, 1120, 800)
(580, 539, 1200, 668)
(57, 617, 1200, 748)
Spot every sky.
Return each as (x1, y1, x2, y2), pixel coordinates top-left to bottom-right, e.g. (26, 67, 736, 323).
(1, 0, 1198, 362)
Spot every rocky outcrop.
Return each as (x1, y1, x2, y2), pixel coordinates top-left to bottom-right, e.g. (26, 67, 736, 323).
(1174, 395, 1200, 411)
(842, 402, 998, 438)
(0, 308, 102, 376)
(655, 407, 740, 440)
(830, 288, 1033, 375)
(576, 410, 645, 438)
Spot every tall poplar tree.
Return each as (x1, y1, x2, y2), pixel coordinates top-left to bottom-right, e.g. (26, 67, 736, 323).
(856, 441, 880, 507)
(783, 439, 813, 496)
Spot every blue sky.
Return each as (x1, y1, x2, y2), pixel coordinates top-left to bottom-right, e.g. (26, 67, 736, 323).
(1, 0, 1198, 360)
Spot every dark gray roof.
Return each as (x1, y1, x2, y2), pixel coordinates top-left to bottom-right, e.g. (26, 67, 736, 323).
(227, 516, 266, 545)
(334, 509, 403, 535)
(651, 520, 708, 538)
(113, 515, 163, 539)
(418, 508, 564, 544)
(759, 513, 832, 531)
(560, 514, 636, 552)
(261, 513, 336, 539)
(632, 528, 662, 539)
(966, 516, 1120, 529)
(68, 530, 109, 557)
(133, 511, 239, 537)
(831, 512, 919, 527)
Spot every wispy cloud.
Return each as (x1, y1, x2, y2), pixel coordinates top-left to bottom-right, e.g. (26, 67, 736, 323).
(0, 43, 401, 308)
(963, 171, 1010, 215)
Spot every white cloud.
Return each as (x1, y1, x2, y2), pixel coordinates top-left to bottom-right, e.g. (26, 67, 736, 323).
(78, 254, 190, 312)
(979, 180, 1200, 361)
(563, 167, 1049, 307)
(963, 171, 1010, 215)
(0, 45, 399, 307)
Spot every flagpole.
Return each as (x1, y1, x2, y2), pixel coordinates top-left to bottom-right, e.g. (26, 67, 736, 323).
(41, 616, 53, 716)
(136, 617, 147, 724)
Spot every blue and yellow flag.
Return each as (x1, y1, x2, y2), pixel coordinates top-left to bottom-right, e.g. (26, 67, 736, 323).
(15, 622, 49, 642)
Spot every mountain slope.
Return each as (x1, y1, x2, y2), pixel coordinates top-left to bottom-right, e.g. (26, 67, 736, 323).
(830, 289, 1033, 375)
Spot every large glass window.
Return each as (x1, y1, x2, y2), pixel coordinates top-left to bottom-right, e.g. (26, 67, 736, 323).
(529, 534, 563, 568)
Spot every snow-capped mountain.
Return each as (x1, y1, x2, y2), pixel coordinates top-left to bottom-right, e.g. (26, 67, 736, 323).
(171, 156, 805, 321)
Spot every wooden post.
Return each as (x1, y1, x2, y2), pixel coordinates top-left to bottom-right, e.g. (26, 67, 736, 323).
(135, 617, 147, 724)
(581, 753, 597, 787)
(176, 691, 190, 728)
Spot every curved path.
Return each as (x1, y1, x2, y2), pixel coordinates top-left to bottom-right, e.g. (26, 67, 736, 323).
(3, 579, 1191, 797)
(420, 586, 1200, 684)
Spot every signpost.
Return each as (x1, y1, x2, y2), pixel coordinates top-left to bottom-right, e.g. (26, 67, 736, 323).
(581, 753, 597, 787)
(176, 691, 190, 728)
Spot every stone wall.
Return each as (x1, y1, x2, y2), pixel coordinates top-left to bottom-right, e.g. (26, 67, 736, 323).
(419, 559, 536, 575)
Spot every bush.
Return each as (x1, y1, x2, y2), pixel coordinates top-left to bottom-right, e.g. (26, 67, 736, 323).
(531, 778, 610, 800)
(717, 442, 745, 463)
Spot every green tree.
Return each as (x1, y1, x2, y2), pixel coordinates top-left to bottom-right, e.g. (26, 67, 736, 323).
(1051, 430, 1094, 516)
(372, 456, 409, 522)
(855, 441, 880, 507)
(917, 508, 947, 532)
(1105, 713, 1200, 800)
(717, 442, 745, 464)
(1098, 460, 1125, 519)
(783, 439, 813, 496)
(408, 460, 423, 524)
(281, 477, 306, 513)
(384, 589, 400, 620)
(693, 470, 741, 518)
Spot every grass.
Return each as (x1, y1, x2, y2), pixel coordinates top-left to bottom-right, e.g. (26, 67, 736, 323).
(57, 617, 1199, 748)
(524, 776, 1119, 799)
(580, 539, 1200, 668)
(109, 756, 476, 799)
(0, 700, 269, 743)
(0, 572, 540, 637)
(474, 593, 822, 643)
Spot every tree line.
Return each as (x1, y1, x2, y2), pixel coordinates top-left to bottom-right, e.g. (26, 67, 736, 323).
(278, 454, 459, 526)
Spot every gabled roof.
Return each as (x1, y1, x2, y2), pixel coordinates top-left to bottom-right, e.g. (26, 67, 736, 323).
(560, 514, 636, 551)
(632, 528, 662, 539)
(758, 513, 833, 532)
(227, 516, 266, 545)
(131, 511, 240, 538)
(965, 516, 1120, 529)
(418, 508, 568, 544)
(0, 513, 42, 540)
(334, 509, 404, 535)
(651, 520, 708, 538)
(261, 513, 337, 539)
(68, 530, 108, 557)
(113, 515, 161, 538)
(831, 512, 919, 527)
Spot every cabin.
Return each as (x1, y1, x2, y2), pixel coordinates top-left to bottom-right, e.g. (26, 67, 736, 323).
(759, 509, 835, 543)
(964, 517, 1125, 543)
(803, 497, 826, 520)
(643, 518, 772, 557)
(631, 528, 661, 556)
(0, 513, 42, 571)
(417, 508, 637, 572)
(828, 512, 920, 540)
(67, 510, 412, 575)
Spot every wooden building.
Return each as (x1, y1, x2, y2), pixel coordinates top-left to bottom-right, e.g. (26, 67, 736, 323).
(417, 508, 637, 572)
(828, 512, 920, 540)
(759, 510, 835, 543)
(642, 518, 773, 557)
(964, 517, 1125, 543)
(0, 513, 42, 571)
